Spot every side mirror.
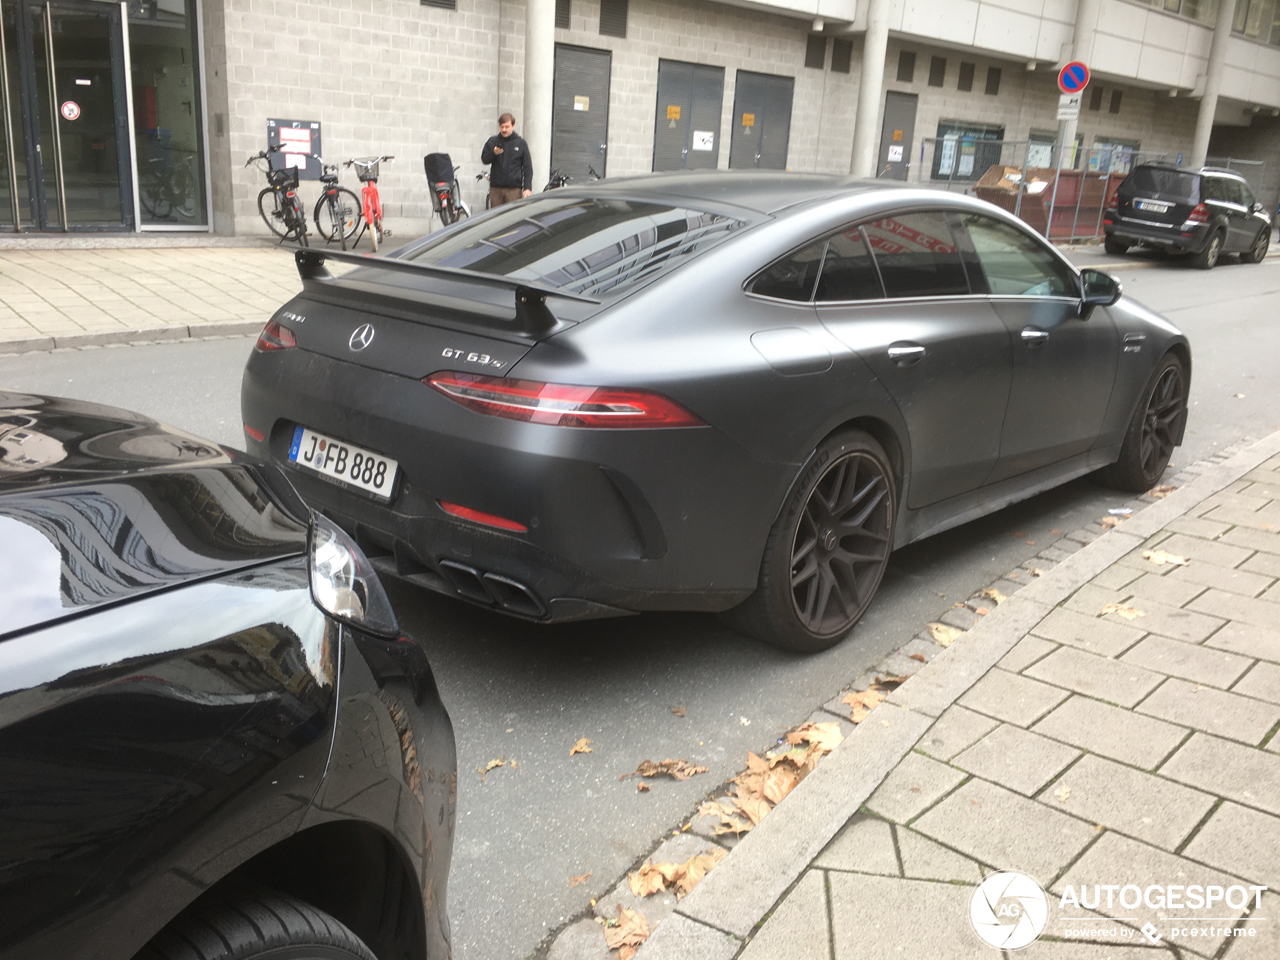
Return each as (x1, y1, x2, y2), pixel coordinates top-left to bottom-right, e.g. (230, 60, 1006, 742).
(1252, 201, 1267, 215)
(1080, 268, 1122, 310)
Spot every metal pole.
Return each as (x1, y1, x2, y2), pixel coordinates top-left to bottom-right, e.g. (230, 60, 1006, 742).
(0, 3, 21, 229)
(1093, 173, 1107, 238)
(44, 2, 68, 230)
(1070, 152, 1085, 240)
(1013, 140, 1026, 219)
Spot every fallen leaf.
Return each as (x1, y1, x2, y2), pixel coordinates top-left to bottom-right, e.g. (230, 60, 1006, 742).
(928, 622, 964, 646)
(1050, 528, 1062, 534)
(510, 759, 518, 770)
(637, 782, 651, 793)
(627, 849, 728, 902)
(739, 716, 751, 726)
(1142, 549, 1189, 567)
(673, 848, 727, 898)
(621, 758, 709, 781)
(570, 872, 592, 887)
(982, 588, 1007, 605)
(909, 653, 927, 663)
(974, 606, 990, 616)
(1148, 485, 1175, 499)
(627, 862, 669, 898)
(1101, 602, 1146, 621)
(1026, 540, 1036, 546)
(786, 720, 845, 754)
(1029, 567, 1046, 577)
(603, 905, 649, 958)
(1013, 531, 1026, 537)
(842, 687, 886, 723)
(1008, 572, 1019, 579)
(1234, 393, 1246, 399)
(1263, 523, 1275, 531)
(477, 757, 506, 782)
(1101, 516, 1123, 529)
(570, 737, 593, 756)
(1055, 785, 1071, 803)
(670, 705, 687, 717)
(698, 798, 752, 835)
(505, 727, 514, 733)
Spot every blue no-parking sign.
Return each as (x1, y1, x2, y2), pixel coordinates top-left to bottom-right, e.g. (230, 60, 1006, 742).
(1058, 61, 1090, 95)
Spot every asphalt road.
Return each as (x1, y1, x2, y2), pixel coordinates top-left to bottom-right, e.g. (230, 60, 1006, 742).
(2, 248, 1278, 960)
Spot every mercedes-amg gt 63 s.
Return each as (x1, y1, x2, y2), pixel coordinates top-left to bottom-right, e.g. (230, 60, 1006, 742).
(0, 393, 455, 960)
(241, 172, 1191, 652)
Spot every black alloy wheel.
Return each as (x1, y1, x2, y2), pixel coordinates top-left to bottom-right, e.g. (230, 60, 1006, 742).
(1100, 353, 1187, 492)
(1192, 230, 1222, 269)
(725, 430, 896, 652)
(1241, 227, 1270, 264)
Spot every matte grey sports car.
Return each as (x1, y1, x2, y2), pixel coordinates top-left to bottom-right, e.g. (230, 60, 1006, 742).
(241, 172, 1190, 652)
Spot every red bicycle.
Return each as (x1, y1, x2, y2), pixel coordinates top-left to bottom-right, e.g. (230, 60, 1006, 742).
(344, 155, 394, 251)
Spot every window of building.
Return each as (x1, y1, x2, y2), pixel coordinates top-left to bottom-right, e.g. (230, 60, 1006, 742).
(751, 239, 826, 301)
(958, 215, 1077, 297)
(957, 62, 975, 91)
(832, 39, 853, 74)
(1233, 0, 1280, 43)
(1027, 130, 1057, 167)
(1089, 86, 1104, 111)
(1093, 137, 1141, 174)
(1110, 89, 1123, 113)
(816, 229, 883, 301)
(897, 50, 916, 83)
(556, 0, 570, 28)
(599, 0, 627, 37)
(928, 56, 946, 87)
(864, 213, 969, 298)
(422, 0, 456, 9)
(805, 35, 827, 70)
(1128, 0, 1218, 26)
(931, 121, 1005, 180)
(984, 66, 1001, 96)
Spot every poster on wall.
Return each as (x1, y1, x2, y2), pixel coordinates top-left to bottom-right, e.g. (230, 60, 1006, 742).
(266, 119, 323, 180)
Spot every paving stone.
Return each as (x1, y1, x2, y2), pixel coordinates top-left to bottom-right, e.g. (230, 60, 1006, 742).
(1125, 571, 1206, 608)
(1160, 733, 1280, 816)
(595, 833, 725, 923)
(1205, 621, 1280, 664)
(899, 637, 941, 663)
(547, 917, 611, 960)
(813, 814, 899, 875)
(1121, 635, 1253, 688)
(1025, 647, 1164, 709)
(1015, 942, 1175, 959)
(1165, 515, 1233, 539)
(941, 606, 984, 631)
(959, 668, 1071, 726)
(1242, 553, 1280, 585)
(1148, 533, 1253, 569)
(865, 752, 966, 824)
(1182, 802, 1280, 888)
(828, 873, 990, 960)
(953, 723, 1080, 796)
(1204, 504, 1280, 532)
(1261, 582, 1280, 605)
(1221, 525, 1280, 555)
(1232, 661, 1280, 705)
(1031, 607, 1146, 658)
(1031, 695, 1188, 770)
(738, 869, 830, 960)
(1091, 565, 1143, 590)
(1218, 909, 1280, 959)
(1119, 597, 1229, 644)
(1047, 753, 1215, 851)
(998, 635, 1058, 673)
(686, 808, 741, 850)
(633, 913, 737, 960)
(1064, 582, 1129, 615)
(1053, 832, 1251, 958)
(1138, 677, 1280, 745)
(895, 827, 982, 883)
(1038, 544, 1080, 563)
(1189, 590, 1280, 632)
(917, 707, 999, 763)
(875, 652, 927, 678)
(1169, 561, 1274, 599)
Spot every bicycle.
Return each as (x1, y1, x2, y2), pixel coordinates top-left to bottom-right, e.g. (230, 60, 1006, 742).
(248, 145, 308, 246)
(139, 147, 198, 221)
(344, 155, 394, 252)
(475, 170, 491, 210)
(312, 160, 361, 250)
(424, 153, 469, 226)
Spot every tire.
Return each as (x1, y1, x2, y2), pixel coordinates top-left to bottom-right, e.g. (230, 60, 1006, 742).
(288, 197, 309, 246)
(722, 430, 896, 653)
(1098, 352, 1187, 493)
(1103, 236, 1129, 255)
(368, 216, 381, 252)
(1240, 226, 1270, 264)
(1191, 229, 1223, 269)
(313, 188, 362, 249)
(257, 187, 292, 241)
(440, 201, 457, 226)
(136, 888, 376, 960)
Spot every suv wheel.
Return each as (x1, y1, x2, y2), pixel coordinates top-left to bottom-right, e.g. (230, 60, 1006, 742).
(1191, 229, 1223, 270)
(1104, 236, 1129, 255)
(1241, 227, 1270, 264)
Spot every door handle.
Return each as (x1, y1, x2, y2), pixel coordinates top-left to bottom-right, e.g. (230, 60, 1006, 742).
(887, 343, 925, 366)
(1021, 327, 1050, 345)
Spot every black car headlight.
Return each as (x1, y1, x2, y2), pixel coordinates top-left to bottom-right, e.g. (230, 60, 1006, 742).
(309, 514, 399, 637)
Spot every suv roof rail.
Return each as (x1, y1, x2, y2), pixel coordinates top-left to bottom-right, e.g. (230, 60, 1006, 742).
(1199, 166, 1244, 177)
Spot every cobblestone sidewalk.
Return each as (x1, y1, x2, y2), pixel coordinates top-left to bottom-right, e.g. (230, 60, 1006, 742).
(619, 434, 1280, 960)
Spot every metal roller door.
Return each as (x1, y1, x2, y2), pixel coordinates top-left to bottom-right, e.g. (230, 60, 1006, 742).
(652, 59, 724, 171)
(729, 71, 794, 169)
(551, 44, 611, 180)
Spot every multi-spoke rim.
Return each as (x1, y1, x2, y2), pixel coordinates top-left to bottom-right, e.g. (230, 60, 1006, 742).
(1254, 230, 1269, 260)
(1140, 365, 1185, 477)
(1206, 233, 1221, 266)
(789, 452, 893, 637)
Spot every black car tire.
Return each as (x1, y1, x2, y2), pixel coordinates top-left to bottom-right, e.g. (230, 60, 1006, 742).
(1191, 229, 1223, 269)
(724, 430, 896, 653)
(1240, 227, 1270, 264)
(137, 889, 377, 960)
(1104, 236, 1129, 255)
(1098, 352, 1187, 493)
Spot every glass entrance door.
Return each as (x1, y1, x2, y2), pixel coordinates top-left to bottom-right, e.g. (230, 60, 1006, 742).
(1, 0, 133, 231)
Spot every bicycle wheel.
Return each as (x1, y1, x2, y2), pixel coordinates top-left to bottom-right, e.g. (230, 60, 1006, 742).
(440, 202, 456, 227)
(314, 188, 361, 248)
(287, 196, 309, 246)
(368, 215, 381, 252)
(257, 187, 292, 241)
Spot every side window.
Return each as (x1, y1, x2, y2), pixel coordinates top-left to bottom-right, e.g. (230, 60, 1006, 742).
(750, 239, 827, 302)
(1200, 177, 1223, 203)
(816, 228, 883, 301)
(959, 214, 1078, 298)
(1240, 182, 1257, 208)
(1223, 179, 1245, 207)
(862, 212, 969, 298)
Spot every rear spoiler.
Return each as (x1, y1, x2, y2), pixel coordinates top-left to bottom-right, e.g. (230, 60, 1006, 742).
(295, 249, 599, 336)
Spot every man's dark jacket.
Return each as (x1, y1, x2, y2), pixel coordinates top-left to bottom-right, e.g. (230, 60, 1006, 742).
(481, 132, 534, 191)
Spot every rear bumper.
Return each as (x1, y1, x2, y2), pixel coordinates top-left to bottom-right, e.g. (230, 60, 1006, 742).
(241, 347, 791, 621)
(1105, 214, 1210, 252)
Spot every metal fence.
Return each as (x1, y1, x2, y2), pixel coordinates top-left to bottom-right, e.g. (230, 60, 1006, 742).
(908, 138, 1175, 242)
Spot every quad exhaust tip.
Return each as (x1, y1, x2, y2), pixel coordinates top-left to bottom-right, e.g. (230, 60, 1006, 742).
(437, 560, 547, 618)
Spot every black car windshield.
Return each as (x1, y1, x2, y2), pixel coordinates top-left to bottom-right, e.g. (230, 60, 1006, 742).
(404, 197, 746, 298)
(1127, 167, 1199, 203)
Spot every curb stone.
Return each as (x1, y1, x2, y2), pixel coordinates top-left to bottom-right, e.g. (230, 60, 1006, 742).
(630, 430, 1280, 960)
(0, 321, 262, 356)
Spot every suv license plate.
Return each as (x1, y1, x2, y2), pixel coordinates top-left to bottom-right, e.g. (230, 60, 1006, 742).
(289, 426, 398, 500)
(1137, 200, 1170, 213)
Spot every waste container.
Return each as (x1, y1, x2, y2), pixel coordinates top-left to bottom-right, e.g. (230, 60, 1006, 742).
(975, 164, 1126, 241)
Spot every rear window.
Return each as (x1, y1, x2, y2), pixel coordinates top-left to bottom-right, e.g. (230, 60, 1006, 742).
(1126, 167, 1199, 203)
(404, 197, 745, 298)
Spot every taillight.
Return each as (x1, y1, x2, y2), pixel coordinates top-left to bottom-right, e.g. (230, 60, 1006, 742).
(425, 372, 705, 428)
(438, 500, 528, 532)
(1187, 203, 1209, 223)
(256, 318, 297, 351)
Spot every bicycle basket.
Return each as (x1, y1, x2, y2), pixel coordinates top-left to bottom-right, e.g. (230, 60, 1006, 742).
(267, 164, 300, 190)
(353, 157, 380, 182)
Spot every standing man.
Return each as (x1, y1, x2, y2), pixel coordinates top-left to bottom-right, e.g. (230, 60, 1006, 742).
(481, 113, 534, 207)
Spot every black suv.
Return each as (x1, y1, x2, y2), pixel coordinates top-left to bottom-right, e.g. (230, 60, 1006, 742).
(1103, 163, 1271, 269)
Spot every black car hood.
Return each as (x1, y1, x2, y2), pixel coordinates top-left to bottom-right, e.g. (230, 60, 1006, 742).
(1, 392, 309, 638)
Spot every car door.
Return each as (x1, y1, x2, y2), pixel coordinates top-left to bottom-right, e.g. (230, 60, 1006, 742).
(1221, 177, 1255, 252)
(953, 212, 1119, 482)
(815, 212, 1012, 508)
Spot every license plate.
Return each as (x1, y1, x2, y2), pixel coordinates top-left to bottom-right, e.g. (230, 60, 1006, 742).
(288, 426, 398, 499)
(1137, 200, 1170, 213)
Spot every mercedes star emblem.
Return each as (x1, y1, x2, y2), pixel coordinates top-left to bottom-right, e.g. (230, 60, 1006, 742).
(349, 323, 375, 351)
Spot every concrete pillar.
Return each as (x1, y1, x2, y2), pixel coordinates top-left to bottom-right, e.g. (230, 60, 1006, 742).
(523, 0, 555, 190)
(1059, 0, 1102, 168)
(1191, 0, 1237, 168)
(849, 0, 890, 178)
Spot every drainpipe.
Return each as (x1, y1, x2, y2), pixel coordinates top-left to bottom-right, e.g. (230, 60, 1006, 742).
(524, 0, 555, 189)
(850, 0, 890, 178)
(1190, 0, 1236, 168)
